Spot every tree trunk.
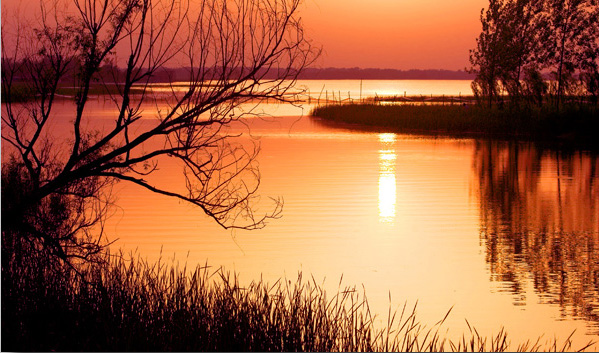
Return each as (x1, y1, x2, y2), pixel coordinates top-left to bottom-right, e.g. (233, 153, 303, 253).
(556, 2, 572, 111)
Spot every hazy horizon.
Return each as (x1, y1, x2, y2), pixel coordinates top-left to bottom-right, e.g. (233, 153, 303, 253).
(1, 0, 486, 71)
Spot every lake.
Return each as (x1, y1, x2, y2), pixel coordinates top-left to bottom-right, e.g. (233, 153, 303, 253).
(4, 79, 598, 348)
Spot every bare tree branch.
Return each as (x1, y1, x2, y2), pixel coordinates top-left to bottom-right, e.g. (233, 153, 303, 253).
(2, 0, 319, 265)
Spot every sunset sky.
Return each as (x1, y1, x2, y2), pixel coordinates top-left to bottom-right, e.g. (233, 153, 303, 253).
(1, 0, 487, 70)
(301, 0, 486, 70)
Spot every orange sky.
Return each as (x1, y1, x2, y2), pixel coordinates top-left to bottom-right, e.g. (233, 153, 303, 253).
(1, 0, 487, 70)
(301, 0, 487, 70)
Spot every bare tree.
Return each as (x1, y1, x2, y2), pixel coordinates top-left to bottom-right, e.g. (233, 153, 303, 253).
(1, 0, 318, 264)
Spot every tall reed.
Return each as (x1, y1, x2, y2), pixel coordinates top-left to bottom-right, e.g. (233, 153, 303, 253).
(2, 246, 595, 351)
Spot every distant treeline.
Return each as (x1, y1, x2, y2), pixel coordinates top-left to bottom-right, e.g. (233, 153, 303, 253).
(138, 67, 476, 81)
(294, 68, 475, 80)
(1, 59, 475, 86)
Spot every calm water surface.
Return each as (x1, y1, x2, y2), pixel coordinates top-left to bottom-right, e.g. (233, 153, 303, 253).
(148, 79, 474, 101)
(4, 80, 598, 348)
(294, 79, 474, 97)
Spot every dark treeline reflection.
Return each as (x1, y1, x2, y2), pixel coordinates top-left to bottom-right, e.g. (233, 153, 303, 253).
(473, 141, 599, 327)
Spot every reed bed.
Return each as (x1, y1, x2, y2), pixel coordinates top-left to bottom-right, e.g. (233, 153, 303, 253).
(311, 103, 599, 148)
(2, 246, 595, 352)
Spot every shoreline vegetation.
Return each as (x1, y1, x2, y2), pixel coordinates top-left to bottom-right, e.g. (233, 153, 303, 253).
(2, 0, 597, 349)
(7, 82, 597, 151)
(310, 101, 599, 149)
(3, 88, 598, 352)
(2, 247, 595, 352)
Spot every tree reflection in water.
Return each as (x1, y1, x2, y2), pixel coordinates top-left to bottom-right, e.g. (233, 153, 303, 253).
(473, 141, 599, 328)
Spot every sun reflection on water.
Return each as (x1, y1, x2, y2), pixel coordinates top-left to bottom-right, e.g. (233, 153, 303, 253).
(378, 133, 397, 223)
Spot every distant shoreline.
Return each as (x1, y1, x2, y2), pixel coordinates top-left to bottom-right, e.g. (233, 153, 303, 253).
(295, 68, 475, 80)
(294, 78, 473, 80)
(41, 66, 476, 83)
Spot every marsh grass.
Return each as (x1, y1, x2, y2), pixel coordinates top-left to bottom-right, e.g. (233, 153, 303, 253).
(311, 103, 599, 148)
(2, 246, 595, 352)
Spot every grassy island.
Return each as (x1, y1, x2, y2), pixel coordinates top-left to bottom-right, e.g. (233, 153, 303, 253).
(311, 103, 599, 149)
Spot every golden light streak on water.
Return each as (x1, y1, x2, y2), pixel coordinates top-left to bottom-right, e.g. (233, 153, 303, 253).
(378, 133, 397, 224)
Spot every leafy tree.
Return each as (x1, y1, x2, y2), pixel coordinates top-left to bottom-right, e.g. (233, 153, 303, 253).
(470, 0, 507, 108)
(470, 0, 598, 108)
(497, 0, 545, 105)
(522, 66, 548, 106)
(470, 0, 546, 107)
(1, 0, 318, 264)
(542, 0, 599, 108)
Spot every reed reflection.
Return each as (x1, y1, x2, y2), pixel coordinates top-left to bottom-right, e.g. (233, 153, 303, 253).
(378, 133, 397, 223)
(473, 141, 599, 325)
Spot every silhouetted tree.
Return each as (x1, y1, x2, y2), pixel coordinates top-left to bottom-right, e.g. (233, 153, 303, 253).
(1, 0, 318, 265)
(470, 0, 546, 107)
(470, 0, 507, 108)
(522, 65, 548, 105)
(498, 0, 545, 105)
(470, 0, 599, 108)
(542, 0, 599, 108)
